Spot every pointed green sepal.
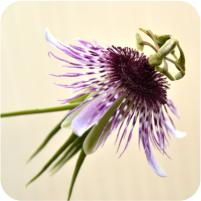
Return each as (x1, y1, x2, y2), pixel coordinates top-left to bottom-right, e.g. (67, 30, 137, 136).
(51, 145, 82, 175)
(27, 116, 66, 162)
(83, 97, 123, 155)
(67, 150, 86, 201)
(50, 132, 88, 174)
(26, 134, 77, 187)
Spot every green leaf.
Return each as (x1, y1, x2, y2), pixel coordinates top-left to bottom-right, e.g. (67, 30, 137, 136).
(27, 116, 66, 162)
(83, 97, 123, 155)
(67, 150, 86, 201)
(26, 134, 77, 187)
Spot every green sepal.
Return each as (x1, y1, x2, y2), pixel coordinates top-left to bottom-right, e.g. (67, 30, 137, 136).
(67, 150, 86, 201)
(26, 133, 78, 187)
(27, 116, 66, 162)
(83, 97, 123, 155)
(51, 131, 89, 174)
(51, 145, 82, 175)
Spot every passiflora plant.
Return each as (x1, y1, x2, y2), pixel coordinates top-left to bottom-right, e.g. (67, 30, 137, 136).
(1, 28, 186, 200)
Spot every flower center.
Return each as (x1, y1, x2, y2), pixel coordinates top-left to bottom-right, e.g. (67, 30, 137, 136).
(106, 46, 168, 106)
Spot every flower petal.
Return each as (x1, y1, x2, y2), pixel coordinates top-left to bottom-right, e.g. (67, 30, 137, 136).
(71, 94, 113, 137)
(83, 97, 124, 154)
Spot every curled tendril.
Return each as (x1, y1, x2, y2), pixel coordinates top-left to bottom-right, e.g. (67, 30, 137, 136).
(136, 28, 185, 81)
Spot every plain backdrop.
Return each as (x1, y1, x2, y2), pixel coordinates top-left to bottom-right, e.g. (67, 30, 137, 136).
(1, 1, 200, 200)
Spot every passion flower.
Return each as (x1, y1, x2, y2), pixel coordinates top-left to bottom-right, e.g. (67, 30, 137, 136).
(1, 28, 186, 200)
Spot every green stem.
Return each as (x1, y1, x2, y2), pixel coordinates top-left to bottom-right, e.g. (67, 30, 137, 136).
(165, 57, 185, 74)
(141, 41, 158, 52)
(0, 103, 79, 118)
(139, 28, 160, 49)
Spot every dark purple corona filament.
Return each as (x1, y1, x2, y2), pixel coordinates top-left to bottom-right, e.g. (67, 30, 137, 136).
(106, 46, 168, 106)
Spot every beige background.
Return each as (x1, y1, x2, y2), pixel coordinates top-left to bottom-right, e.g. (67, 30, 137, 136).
(0, 1, 200, 200)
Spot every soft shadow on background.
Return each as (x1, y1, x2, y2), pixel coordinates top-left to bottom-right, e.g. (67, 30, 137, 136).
(1, 1, 200, 200)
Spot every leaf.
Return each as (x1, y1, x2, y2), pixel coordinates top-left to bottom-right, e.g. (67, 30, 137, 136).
(67, 150, 86, 201)
(26, 134, 77, 187)
(83, 97, 123, 155)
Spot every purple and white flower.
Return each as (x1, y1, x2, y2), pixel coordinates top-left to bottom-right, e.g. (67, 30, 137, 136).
(45, 29, 186, 177)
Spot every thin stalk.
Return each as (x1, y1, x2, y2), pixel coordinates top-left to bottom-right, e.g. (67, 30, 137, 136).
(165, 57, 185, 74)
(1, 103, 79, 118)
(141, 41, 158, 52)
